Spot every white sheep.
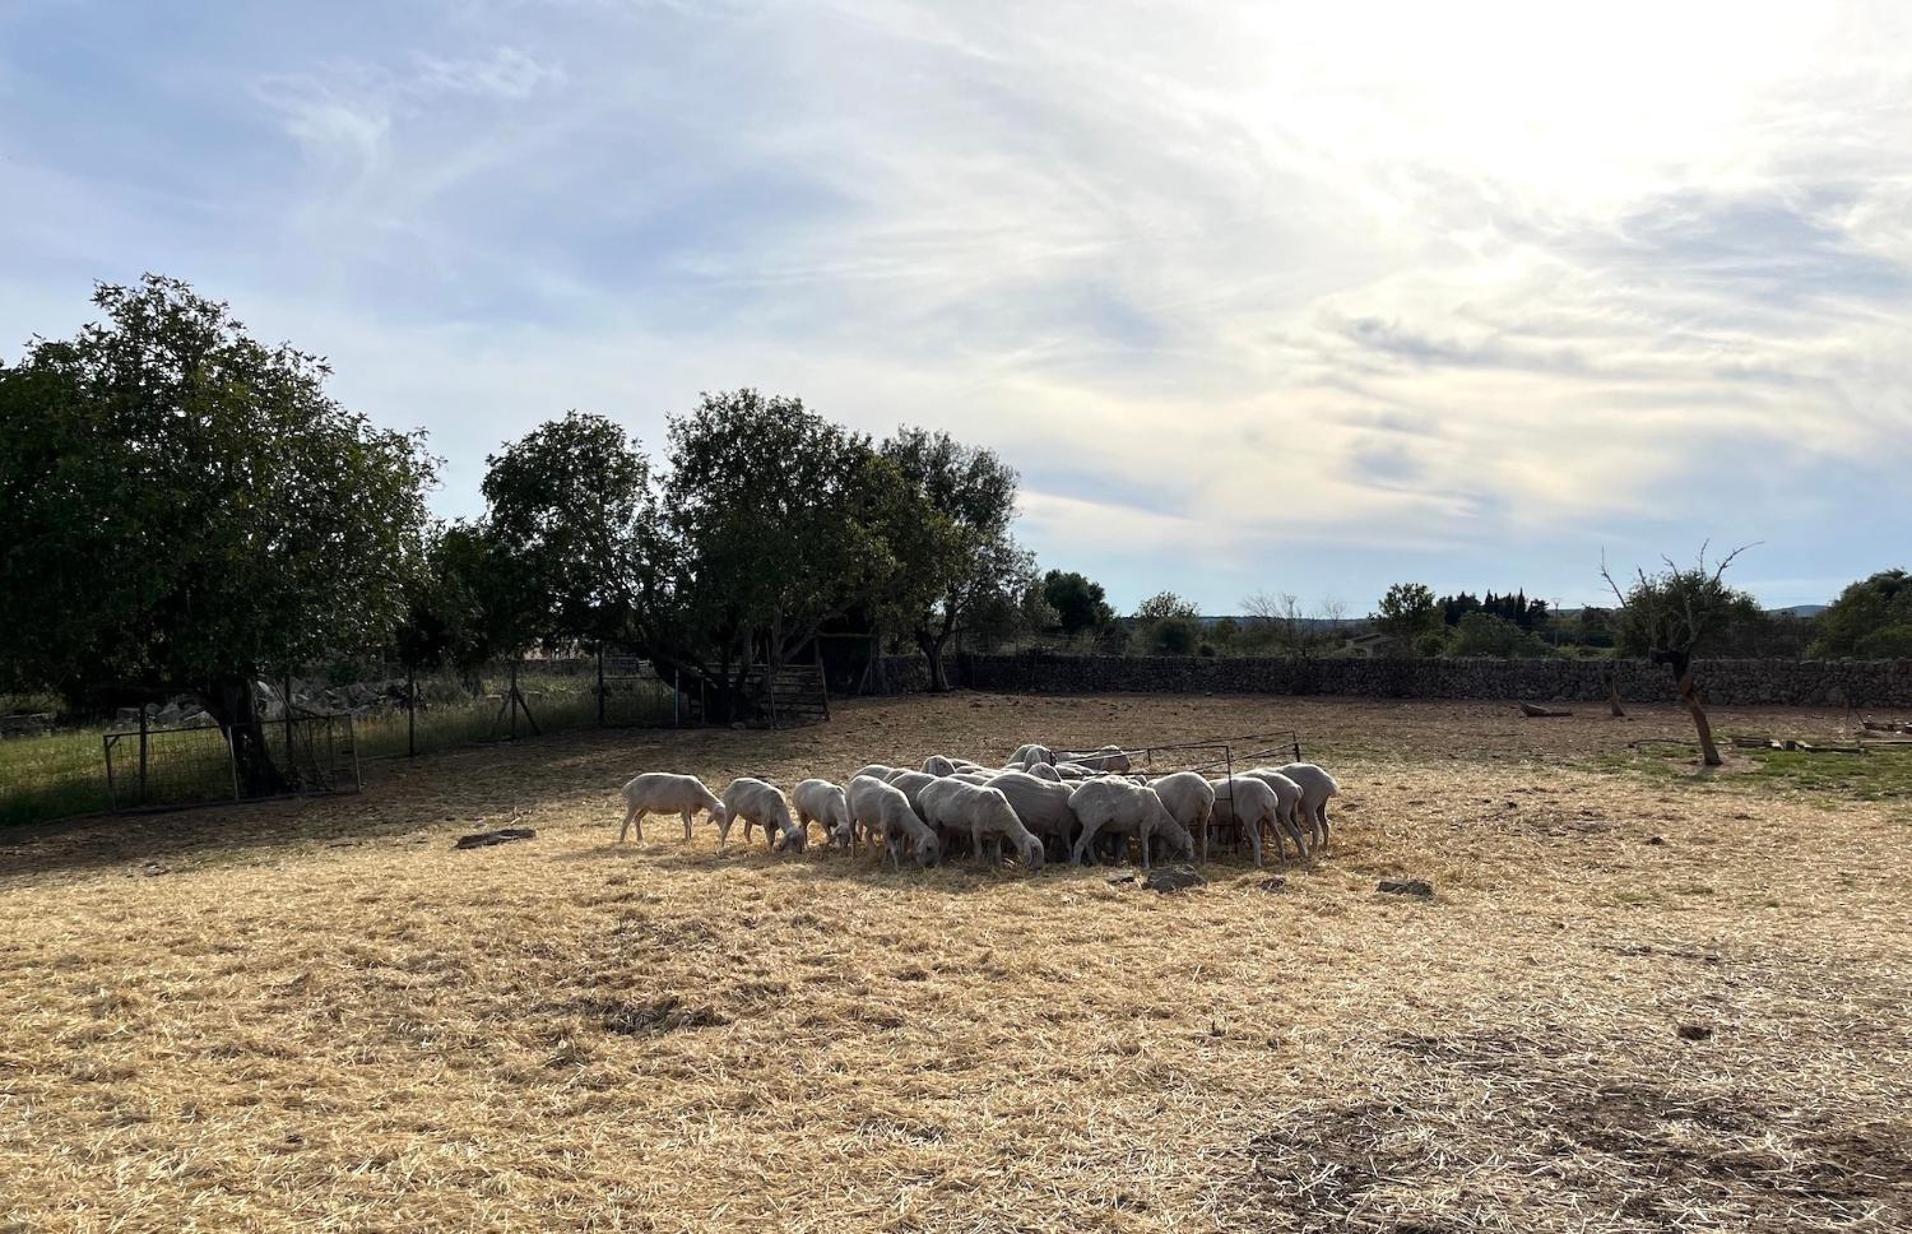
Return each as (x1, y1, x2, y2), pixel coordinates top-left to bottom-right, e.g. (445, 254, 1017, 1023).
(1274, 762, 1339, 848)
(847, 774, 941, 868)
(1051, 761, 1095, 780)
(1028, 761, 1063, 783)
(720, 777, 807, 854)
(1207, 775, 1292, 868)
(1008, 742, 1056, 769)
(793, 778, 853, 848)
(1242, 769, 1310, 861)
(616, 773, 729, 843)
(885, 770, 938, 818)
(1070, 744, 1133, 773)
(922, 754, 958, 777)
(852, 763, 898, 784)
(1067, 777, 1193, 870)
(1148, 771, 1216, 860)
(918, 778, 1045, 870)
(986, 769, 1081, 862)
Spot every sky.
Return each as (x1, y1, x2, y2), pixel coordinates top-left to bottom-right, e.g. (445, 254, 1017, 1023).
(3, 1, 1910, 615)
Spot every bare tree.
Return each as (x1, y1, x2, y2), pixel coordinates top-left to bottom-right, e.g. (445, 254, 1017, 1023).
(1600, 542, 1757, 767)
(1243, 590, 1315, 658)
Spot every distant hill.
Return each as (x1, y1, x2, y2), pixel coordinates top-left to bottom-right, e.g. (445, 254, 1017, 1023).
(1771, 604, 1827, 618)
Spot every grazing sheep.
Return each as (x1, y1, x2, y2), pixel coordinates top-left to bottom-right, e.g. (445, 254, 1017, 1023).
(1071, 744, 1133, 773)
(720, 777, 807, 854)
(617, 772, 729, 843)
(948, 758, 990, 774)
(793, 778, 853, 848)
(922, 755, 958, 777)
(1207, 775, 1292, 868)
(1149, 771, 1216, 860)
(918, 778, 1045, 870)
(1067, 778, 1193, 870)
(852, 763, 898, 784)
(1242, 769, 1310, 861)
(1275, 763, 1339, 848)
(1051, 761, 1094, 780)
(884, 769, 937, 813)
(1028, 761, 1063, 783)
(847, 774, 941, 868)
(986, 769, 1081, 863)
(1008, 743, 1056, 769)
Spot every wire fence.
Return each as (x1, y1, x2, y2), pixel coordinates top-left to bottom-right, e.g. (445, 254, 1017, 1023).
(1, 650, 827, 825)
(102, 711, 360, 812)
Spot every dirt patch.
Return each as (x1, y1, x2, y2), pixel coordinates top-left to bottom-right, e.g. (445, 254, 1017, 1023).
(1222, 1029, 1912, 1232)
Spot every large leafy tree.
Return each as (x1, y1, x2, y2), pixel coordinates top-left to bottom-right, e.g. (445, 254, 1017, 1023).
(878, 427, 1031, 691)
(649, 389, 897, 719)
(480, 411, 656, 650)
(1375, 582, 1441, 648)
(0, 276, 435, 788)
(1811, 569, 1912, 659)
(1041, 570, 1114, 641)
(1602, 543, 1757, 767)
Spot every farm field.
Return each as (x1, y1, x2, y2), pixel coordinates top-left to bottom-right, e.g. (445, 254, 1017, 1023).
(2, 693, 1910, 1232)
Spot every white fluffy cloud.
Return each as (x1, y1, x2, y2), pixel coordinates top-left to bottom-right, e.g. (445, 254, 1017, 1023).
(3, 0, 1910, 609)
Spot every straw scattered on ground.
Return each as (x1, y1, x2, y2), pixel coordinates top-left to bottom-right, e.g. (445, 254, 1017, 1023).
(3, 694, 1909, 1232)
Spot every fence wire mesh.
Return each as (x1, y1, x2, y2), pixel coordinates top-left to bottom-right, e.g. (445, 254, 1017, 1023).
(103, 712, 360, 813)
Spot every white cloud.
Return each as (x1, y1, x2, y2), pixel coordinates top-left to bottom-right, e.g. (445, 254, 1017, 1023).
(6, 0, 1912, 608)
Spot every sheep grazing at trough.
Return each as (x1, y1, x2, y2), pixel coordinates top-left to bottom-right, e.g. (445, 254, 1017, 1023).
(720, 777, 807, 854)
(793, 778, 853, 848)
(847, 774, 941, 868)
(617, 773, 729, 843)
(1242, 769, 1309, 861)
(1207, 775, 1296, 868)
(1051, 762, 1094, 780)
(852, 763, 898, 784)
(922, 755, 958, 777)
(1028, 762, 1063, 783)
(1008, 743, 1056, 769)
(947, 757, 990, 774)
(986, 769, 1081, 863)
(1148, 771, 1217, 861)
(918, 778, 1045, 870)
(1274, 762, 1339, 848)
(1067, 778, 1193, 870)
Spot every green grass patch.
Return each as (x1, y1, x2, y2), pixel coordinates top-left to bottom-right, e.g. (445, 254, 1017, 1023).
(1590, 742, 1912, 807)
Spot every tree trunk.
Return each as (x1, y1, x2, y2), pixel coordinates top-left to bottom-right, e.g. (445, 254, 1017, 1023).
(917, 630, 951, 692)
(204, 677, 288, 796)
(1605, 669, 1627, 719)
(1665, 653, 1720, 767)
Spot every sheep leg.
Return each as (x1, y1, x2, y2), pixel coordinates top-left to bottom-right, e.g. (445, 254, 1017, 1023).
(970, 823, 984, 866)
(1071, 818, 1103, 866)
(1316, 803, 1330, 850)
(1245, 814, 1265, 868)
(680, 810, 695, 840)
(718, 813, 734, 849)
(886, 834, 902, 870)
(618, 802, 642, 843)
(1139, 820, 1152, 871)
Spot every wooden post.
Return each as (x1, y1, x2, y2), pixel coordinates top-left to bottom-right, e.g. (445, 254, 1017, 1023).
(282, 671, 295, 784)
(137, 706, 149, 806)
(596, 647, 606, 727)
(509, 661, 519, 740)
(407, 664, 417, 758)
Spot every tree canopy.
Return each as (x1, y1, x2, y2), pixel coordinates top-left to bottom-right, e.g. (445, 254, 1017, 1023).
(1811, 569, 1912, 659)
(0, 276, 436, 714)
(1041, 570, 1114, 639)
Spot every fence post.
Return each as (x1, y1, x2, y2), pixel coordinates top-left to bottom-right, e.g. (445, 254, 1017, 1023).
(408, 664, 417, 758)
(597, 647, 606, 727)
(509, 661, 519, 740)
(283, 671, 295, 784)
(138, 706, 149, 807)
(228, 723, 241, 802)
(673, 668, 681, 728)
(103, 734, 117, 812)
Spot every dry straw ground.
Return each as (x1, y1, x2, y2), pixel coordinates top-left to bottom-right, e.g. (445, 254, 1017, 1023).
(3, 694, 1910, 1233)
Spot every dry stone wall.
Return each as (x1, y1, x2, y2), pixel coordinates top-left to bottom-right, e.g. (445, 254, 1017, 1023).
(874, 653, 1912, 708)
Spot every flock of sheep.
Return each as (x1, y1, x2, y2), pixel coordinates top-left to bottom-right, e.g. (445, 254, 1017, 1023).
(615, 742, 1340, 872)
